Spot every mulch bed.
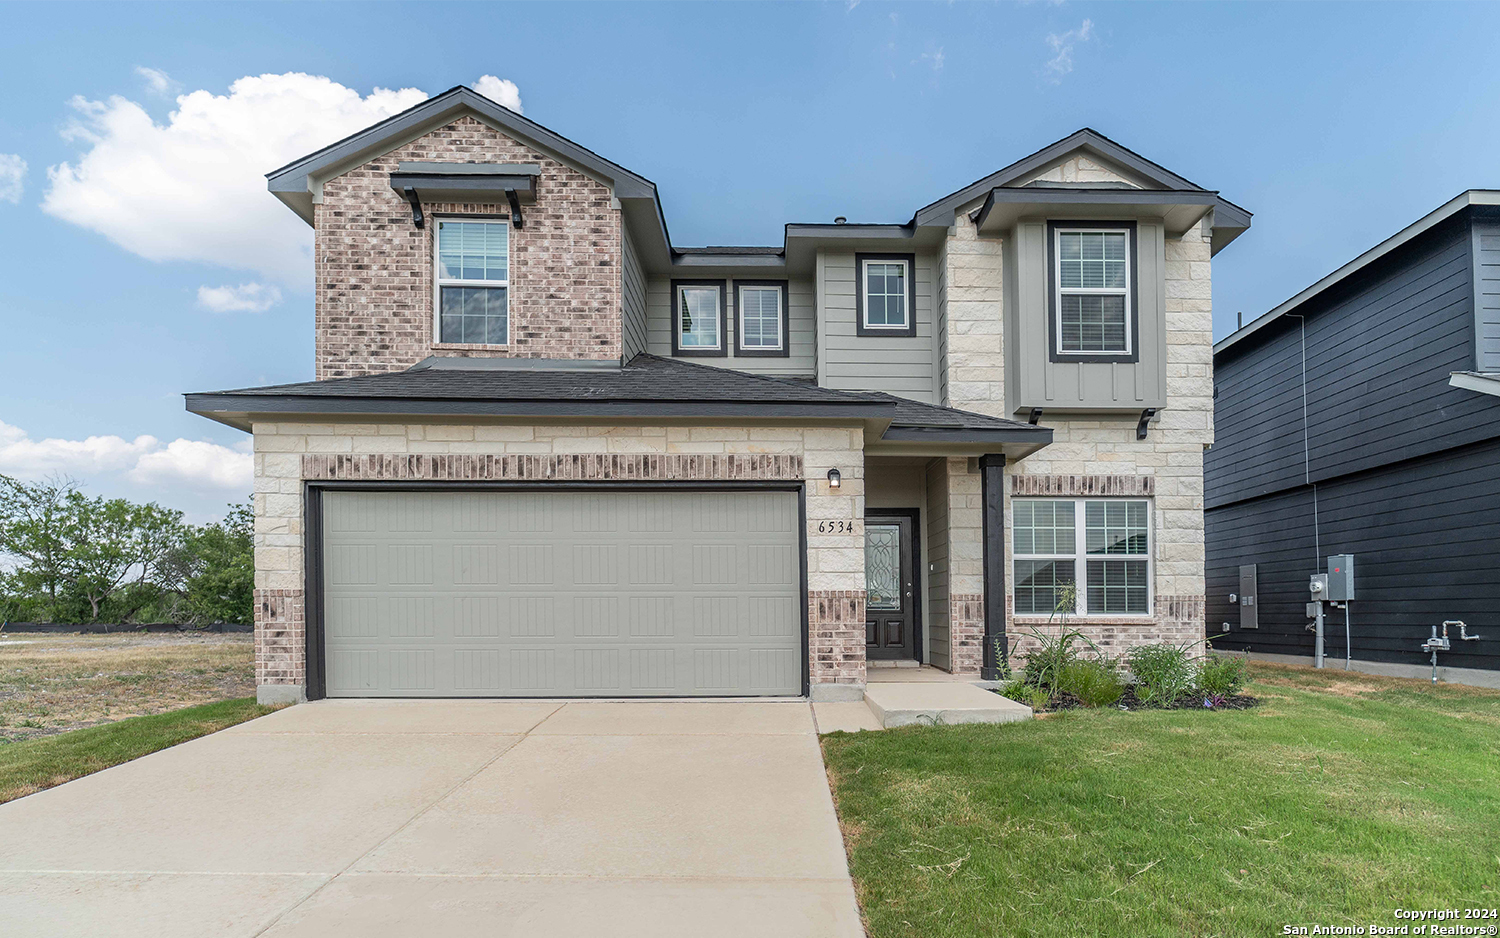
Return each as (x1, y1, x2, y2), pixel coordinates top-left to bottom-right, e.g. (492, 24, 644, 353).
(1004, 687, 1259, 713)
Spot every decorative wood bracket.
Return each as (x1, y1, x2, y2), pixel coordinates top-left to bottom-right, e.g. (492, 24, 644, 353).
(401, 187, 424, 229)
(1027, 408, 1044, 425)
(1136, 407, 1158, 440)
(505, 188, 524, 229)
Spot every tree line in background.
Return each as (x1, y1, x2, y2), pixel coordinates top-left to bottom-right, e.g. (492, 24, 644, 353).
(0, 474, 252, 626)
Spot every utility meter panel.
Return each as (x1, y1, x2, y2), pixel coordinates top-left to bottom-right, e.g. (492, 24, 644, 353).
(1238, 564, 1258, 629)
(1327, 555, 1355, 602)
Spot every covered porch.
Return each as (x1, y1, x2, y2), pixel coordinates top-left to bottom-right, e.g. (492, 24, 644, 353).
(859, 396, 1051, 682)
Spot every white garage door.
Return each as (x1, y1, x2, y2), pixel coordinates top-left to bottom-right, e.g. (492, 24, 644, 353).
(319, 489, 803, 697)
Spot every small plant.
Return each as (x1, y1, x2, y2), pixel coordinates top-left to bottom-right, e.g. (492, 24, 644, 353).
(1023, 685, 1052, 713)
(1015, 583, 1100, 693)
(1128, 642, 1197, 707)
(1197, 653, 1247, 697)
(998, 680, 1031, 704)
(1058, 658, 1125, 708)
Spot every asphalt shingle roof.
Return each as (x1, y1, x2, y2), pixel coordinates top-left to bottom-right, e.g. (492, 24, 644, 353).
(205, 354, 876, 406)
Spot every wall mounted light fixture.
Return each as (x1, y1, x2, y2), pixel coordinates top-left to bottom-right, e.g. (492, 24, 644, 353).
(827, 468, 841, 489)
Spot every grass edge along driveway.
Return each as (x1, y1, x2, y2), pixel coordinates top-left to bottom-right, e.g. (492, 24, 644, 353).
(822, 663, 1500, 938)
(0, 698, 277, 804)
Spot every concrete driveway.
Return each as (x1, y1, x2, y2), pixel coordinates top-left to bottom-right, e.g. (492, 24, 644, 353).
(0, 700, 863, 937)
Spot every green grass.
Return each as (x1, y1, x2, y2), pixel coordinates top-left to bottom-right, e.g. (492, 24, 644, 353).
(822, 664, 1500, 937)
(0, 697, 276, 804)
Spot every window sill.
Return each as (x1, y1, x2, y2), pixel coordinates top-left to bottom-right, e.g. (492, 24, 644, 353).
(1011, 614, 1157, 626)
(432, 342, 511, 351)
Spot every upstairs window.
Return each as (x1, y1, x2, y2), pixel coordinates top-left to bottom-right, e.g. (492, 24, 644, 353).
(1013, 498, 1151, 616)
(855, 253, 917, 337)
(436, 219, 509, 345)
(1052, 224, 1134, 359)
(735, 282, 789, 357)
(671, 280, 726, 357)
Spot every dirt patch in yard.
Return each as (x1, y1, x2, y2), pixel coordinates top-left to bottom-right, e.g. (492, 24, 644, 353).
(0, 633, 254, 742)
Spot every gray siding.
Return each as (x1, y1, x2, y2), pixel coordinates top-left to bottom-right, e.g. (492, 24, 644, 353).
(1474, 220, 1500, 372)
(820, 250, 937, 403)
(1206, 437, 1500, 671)
(621, 225, 648, 360)
(1207, 217, 1500, 509)
(936, 239, 951, 405)
(1004, 220, 1166, 413)
(645, 276, 816, 377)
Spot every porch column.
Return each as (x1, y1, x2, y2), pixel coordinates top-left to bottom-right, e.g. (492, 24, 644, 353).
(979, 454, 1007, 680)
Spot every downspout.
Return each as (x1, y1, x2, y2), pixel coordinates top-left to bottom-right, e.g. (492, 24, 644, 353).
(1287, 313, 1321, 564)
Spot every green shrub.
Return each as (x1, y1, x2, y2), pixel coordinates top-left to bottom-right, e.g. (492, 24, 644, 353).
(998, 680, 1031, 704)
(1128, 642, 1197, 707)
(1197, 654, 1247, 697)
(1058, 658, 1125, 707)
(1024, 685, 1052, 713)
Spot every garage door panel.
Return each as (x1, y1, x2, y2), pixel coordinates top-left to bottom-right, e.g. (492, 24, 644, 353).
(322, 490, 802, 698)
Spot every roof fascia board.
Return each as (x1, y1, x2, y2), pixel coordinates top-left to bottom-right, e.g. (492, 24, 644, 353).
(268, 87, 657, 225)
(1448, 371, 1500, 398)
(785, 223, 916, 240)
(1215, 191, 1500, 357)
(184, 394, 893, 421)
(970, 187, 1218, 232)
(880, 426, 1053, 443)
(913, 129, 1207, 228)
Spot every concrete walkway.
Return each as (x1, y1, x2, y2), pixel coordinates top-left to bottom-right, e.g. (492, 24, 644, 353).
(0, 700, 864, 938)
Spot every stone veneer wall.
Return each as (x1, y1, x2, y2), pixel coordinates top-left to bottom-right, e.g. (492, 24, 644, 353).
(939, 212, 1006, 416)
(921, 457, 986, 675)
(1001, 219, 1215, 661)
(937, 197, 1214, 663)
(253, 423, 866, 698)
(314, 115, 622, 378)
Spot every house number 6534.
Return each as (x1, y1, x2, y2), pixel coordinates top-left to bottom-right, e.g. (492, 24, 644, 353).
(815, 520, 858, 535)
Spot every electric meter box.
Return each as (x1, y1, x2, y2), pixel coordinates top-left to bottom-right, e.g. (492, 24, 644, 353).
(1326, 554, 1355, 602)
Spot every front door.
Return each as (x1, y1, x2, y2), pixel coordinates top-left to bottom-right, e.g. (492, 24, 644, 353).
(864, 512, 917, 661)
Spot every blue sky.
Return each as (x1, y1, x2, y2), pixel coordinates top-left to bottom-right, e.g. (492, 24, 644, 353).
(2, 1, 1498, 521)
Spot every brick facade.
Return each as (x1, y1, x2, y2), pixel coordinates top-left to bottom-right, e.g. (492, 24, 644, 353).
(315, 115, 622, 378)
(253, 422, 866, 695)
(809, 591, 866, 687)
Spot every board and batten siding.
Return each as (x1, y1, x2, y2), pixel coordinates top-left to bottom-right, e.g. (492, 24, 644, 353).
(645, 277, 816, 377)
(1473, 219, 1500, 372)
(818, 250, 938, 403)
(621, 225, 648, 360)
(1003, 219, 1167, 413)
(1206, 436, 1500, 672)
(1207, 217, 1500, 510)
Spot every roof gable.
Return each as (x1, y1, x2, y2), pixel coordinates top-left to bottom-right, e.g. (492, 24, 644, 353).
(266, 86, 659, 225)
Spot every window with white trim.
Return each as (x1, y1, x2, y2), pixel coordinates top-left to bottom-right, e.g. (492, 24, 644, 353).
(861, 259, 909, 330)
(677, 283, 722, 350)
(737, 284, 784, 351)
(436, 219, 509, 345)
(1055, 228, 1130, 354)
(1013, 498, 1151, 616)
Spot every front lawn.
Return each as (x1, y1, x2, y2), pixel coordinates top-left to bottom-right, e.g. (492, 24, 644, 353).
(0, 697, 274, 804)
(822, 663, 1500, 937)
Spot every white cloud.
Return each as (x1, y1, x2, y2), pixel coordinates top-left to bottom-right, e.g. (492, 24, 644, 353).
(197, 282, 282, 313)
(0, 419, 251, 492)
(0, 154, 25, 203)
(472, 75, 523, 113)
(917, 46, 946, 73)
(1045, 18, 1094, 82)
(135, 66, 179, 95)
(132, 439, 253, 490)
(41, 74, 440, 285)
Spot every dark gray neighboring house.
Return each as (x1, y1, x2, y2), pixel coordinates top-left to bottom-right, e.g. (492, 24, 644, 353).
(1206, 190, 1500, 686)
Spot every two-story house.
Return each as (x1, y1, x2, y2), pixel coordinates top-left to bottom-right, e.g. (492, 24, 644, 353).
(186, 86, 1251, 705)
(1207, 191, 1500, 686)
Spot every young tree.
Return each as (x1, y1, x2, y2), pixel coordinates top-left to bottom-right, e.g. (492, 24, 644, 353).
(59, 491, 186, 621)
(0, 474, 77, 614)
(179, 500, 254, 625)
